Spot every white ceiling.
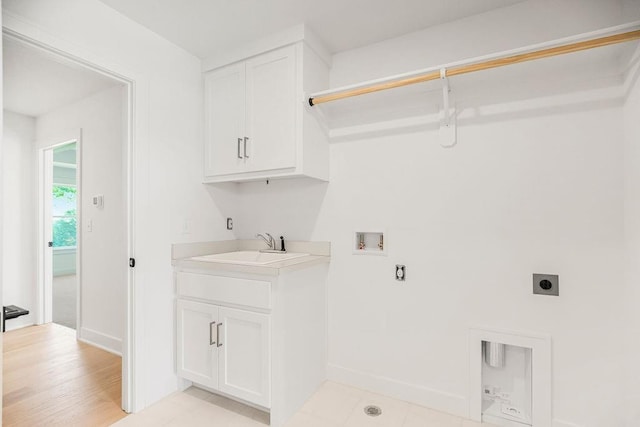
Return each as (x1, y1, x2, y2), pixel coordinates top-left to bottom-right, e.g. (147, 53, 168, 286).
(98, 0, 525, 59)
(3, 38, 121, 117)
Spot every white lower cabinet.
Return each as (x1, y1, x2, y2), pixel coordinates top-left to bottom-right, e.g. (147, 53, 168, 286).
(174, 263, 328, 427)
(177, 300, 219, 388)
(177, 299, 270, 407)
(218, 306, 270, 407)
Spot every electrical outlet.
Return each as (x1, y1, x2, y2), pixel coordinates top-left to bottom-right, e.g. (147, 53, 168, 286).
(181, 218, 191, 235)
(226, 218, 233, 230)
(395, 265, 406, 281)
(533, 273, 559, 296)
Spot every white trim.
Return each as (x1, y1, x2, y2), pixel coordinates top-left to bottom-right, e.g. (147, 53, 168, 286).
(3, 19, 141, 413)
(53, 269, 76, 277)
(79, 327, 123, 356)
(53, 246, 76, 253)
(201, 24, 332, 72)
(37, 146, 50, 325)
(53, 161, 77, 169)
(38, 134, 80, 326)
(469, 326, 552, 427)
(4, 321, 35, 332)
(327, 363, 468, 417)
(75, 137, 83, 342)
(552, 420, 583, 427)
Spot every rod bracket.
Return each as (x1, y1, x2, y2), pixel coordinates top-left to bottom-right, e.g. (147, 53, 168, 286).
(440, 68, 451, 125)
(439, 68, 456, 147)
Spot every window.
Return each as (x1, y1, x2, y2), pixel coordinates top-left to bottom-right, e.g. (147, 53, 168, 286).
(52, 185, 77, 248)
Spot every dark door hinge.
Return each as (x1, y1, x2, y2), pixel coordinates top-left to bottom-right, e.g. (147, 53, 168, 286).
(129, 258, 136, 268)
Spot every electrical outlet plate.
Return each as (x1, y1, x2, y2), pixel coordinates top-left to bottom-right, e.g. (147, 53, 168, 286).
(533, 273, 559, 296)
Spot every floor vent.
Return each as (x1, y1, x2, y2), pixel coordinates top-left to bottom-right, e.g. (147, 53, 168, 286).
(364, 405, 382, 417)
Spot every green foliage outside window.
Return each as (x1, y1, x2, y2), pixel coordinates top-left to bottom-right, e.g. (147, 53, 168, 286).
(53, 185, 77, 248)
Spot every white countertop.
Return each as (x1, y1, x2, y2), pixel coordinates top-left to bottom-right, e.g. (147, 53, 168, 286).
(171, 240, 331, 277)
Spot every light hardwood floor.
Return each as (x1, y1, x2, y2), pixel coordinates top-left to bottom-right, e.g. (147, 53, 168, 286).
(3, 323, 126, 426)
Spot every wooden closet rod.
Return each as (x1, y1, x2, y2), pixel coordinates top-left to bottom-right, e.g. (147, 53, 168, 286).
(308, 28, 640, 106)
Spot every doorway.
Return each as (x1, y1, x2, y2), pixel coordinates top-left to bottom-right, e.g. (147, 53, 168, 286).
(41, 140, 79, 330)
(2, 31, 134, 413)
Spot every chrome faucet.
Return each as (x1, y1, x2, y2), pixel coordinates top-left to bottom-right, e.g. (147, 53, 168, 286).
(256, 233, 276, 251)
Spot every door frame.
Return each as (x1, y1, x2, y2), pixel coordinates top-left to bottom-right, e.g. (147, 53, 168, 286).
(2, 28, 139, 412)
(38, 135, 82, 331)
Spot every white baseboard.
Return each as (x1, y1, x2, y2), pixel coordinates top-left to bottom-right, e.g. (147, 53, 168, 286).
(327, 363, 468, 418)
(484, 415, 583, 427)
(5, 320, 35, 332)
(79, 327, 122, 356)
(553, 420, 583, 427)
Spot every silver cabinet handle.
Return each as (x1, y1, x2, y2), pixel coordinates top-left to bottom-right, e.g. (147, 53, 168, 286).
(209, 321, 216, 346)
(243, 137, 249, 158)
(216, 323, 223, 347)
(237, 138, 243, 159)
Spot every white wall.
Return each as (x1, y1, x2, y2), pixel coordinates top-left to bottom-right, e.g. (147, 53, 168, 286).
(623, 45, 640, 424)
(329, 0, 628, 88)
(2, 110, 37, 330)
(53, 249, 76, 277)
(3, 0, 236, 410)
(237, 104, 627, 426)
(235, 2, 637, 426)
(37, 85, 125, 351)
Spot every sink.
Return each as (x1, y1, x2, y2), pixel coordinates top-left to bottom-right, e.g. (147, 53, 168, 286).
(190, 251, 310, 265)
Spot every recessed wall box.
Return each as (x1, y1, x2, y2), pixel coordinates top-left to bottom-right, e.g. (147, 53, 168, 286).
(353, 230, 386, 256)
(482, 341, 532, 425)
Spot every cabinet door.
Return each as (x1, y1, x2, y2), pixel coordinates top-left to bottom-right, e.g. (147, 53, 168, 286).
(204, 63, 246, 177)
(218, 306, 271, 407)
(176, 299, 219, 388)
(244, 45, 296, 173)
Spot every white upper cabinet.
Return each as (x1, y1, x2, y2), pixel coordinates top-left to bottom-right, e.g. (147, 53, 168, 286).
(204, 63, 245, 176)
(244, 46, 296, 173)
(203, 41, 330, 183)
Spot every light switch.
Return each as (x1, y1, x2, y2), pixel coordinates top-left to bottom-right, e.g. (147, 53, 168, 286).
(92, 195, 103, 209)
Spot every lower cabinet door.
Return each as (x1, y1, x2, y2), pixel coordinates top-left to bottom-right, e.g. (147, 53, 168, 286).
(177, 299, 219, 388)
(218, 306, 271, 407)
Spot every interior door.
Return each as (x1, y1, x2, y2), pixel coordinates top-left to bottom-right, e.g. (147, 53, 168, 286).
(218, 306, 270, 407)
(42, 147, 54, 323)
(244, 45, 296, 173)
(177, 299, 219, 388)
(204, 63, 246, 177)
